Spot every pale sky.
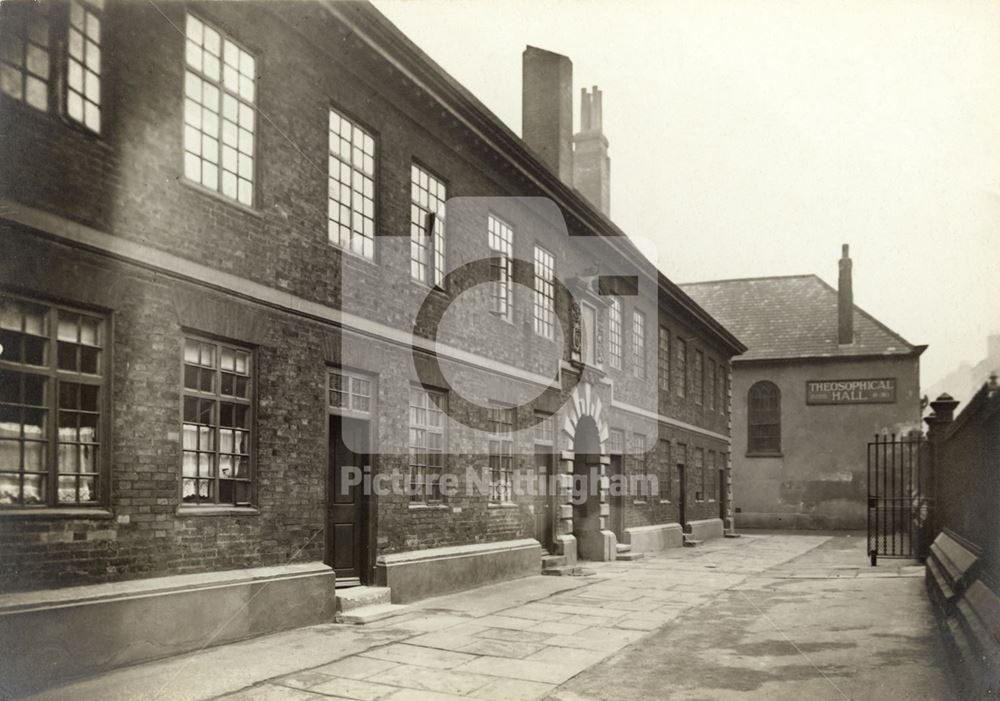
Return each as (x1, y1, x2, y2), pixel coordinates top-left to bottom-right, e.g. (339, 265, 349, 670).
(372, 0, 1000, 390)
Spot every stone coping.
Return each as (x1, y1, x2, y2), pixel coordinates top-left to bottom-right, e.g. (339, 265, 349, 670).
(377, 538, 539, 566)
(0, 562, 332, 614)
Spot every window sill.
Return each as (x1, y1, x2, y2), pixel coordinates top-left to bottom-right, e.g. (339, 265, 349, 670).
(176, 505, 260, 517)
(179, 178, 263, 219)
(658, 499, 672, 505)
(409, 278, 449, 298)
(333, 244, 382, 272)
(0, 507, 113, 519)
(633, 500, 648, 505)
(745, 452, 783, 458)
(488, 502, 520, 509)
(408, 503, 449, 511)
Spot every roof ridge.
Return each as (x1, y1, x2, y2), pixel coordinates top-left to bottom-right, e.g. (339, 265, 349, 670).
(679, 273, 818, 287)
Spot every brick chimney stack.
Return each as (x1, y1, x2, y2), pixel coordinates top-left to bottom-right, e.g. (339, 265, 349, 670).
(573, 86, 610, 217)
(521, 46, 574, 184)
(838, 244, 854, 345)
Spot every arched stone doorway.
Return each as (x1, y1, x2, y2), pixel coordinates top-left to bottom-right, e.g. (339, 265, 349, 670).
(554, 382, 617, 562)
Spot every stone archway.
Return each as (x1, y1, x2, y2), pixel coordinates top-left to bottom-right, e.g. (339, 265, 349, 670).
(554, 382, 617, 563)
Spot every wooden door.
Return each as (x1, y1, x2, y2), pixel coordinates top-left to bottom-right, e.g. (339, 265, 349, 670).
(328, 415, 369, 583)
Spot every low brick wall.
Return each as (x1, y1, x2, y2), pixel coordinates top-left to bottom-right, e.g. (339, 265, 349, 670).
(376, 539, 541, 603)
(0, 562, 335, 697)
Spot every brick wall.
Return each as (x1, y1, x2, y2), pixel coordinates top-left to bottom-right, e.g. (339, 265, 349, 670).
(0, 1, 737, 590)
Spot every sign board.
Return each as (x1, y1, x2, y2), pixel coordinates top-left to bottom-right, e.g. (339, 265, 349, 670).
(806, 378, 897, 405)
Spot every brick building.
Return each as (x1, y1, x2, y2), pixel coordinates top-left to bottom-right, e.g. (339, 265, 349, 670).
(0, 0, 743, 687)
(682, 246, 925, 530)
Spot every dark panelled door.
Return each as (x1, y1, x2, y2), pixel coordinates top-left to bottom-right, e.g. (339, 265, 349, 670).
(535, 449, 555, 551)
(328, 415, 369, 583)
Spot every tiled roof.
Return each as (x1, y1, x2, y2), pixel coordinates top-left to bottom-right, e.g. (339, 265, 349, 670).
(679, 275, 919, 362)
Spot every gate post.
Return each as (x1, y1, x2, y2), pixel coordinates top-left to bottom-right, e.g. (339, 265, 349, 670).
(923, 393, 959, 544)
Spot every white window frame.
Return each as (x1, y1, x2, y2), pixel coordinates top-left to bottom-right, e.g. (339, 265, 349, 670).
(488, 402, 515, 503)
(183, 13, 257, 206)
(409, 163, 446, 287)
(533, 245, 555, 339)
(487, 214, 513, 322)
(631, 309, 646, 379)
(327, 368, 374, 418)
(66, 0, 102, 132)
(328, 108, 376, 259)
(608, 297, 623, 369)
(409, 385, 446, 505)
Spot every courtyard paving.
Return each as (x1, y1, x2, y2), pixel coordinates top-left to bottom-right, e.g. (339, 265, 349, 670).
(19, 532, 955, 701)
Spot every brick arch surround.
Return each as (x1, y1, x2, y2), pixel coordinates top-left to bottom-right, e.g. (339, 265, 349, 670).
(554, 382, 617, 562)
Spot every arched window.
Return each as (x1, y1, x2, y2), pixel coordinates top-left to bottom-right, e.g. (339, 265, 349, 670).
(748, 381, 781, 454)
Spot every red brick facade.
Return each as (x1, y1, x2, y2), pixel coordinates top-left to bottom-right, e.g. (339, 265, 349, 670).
(0, 1, 742, 592)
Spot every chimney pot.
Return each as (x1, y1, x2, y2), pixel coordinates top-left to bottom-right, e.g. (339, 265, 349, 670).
(573, 86, 611, 216)
(838, 243, 854, 345)
(522, 47, 574, 184)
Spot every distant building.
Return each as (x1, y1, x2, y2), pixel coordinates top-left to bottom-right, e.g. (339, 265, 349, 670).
(925, 335, 1000, 409)
(682, 246, 926, 529)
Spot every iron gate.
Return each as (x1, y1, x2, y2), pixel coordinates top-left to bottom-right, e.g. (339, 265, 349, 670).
(867, 433, 930, 564)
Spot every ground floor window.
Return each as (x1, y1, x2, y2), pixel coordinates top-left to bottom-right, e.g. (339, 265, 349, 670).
(488, 403, 514, 503)
(182, 336, 253, 506)
(0, 294, 106, 506)
(409, 385, 445, 504)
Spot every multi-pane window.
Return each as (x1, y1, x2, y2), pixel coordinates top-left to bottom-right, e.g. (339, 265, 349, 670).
(707, 359, 716, 411)
(631, 433, 647, 502)
(328, 369, 372, 416)
(716, 364, 725, 414)
(693, 447, 704, 501)
(0, 0, 51, 112)
(409, 385, 445, 504)
(533, 245, 555, 339)
(184, 14, 256, 206)
(0, 296, 105, 506)
(694, 350, 704, 405)
(182, 337, 253, 506)
(631, 310, 645, 379)
(676, 337, 688, 398)
(608, 297, 623, 369)
(66, 0, 102, 132)
(533, 411, 554, 445)
(488, 215, 513, 321)
(748, 381, 781, 454)
(658, 439, 671, 501)
(657, 326, 670, 392)
(488, 403, 514, 502)
(410, 164, 445, 286)
(329, 108, 375, 259)
(608, 428, 624, 456)
(707, 450, 717, 501)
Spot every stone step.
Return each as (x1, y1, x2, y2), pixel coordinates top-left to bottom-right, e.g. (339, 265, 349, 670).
(616, 551, 644, 561)
(616, 543, 632, 553)
(336, 586, 392, 612)
(336, 603, 410, 625)
(541, 554, 567, 569)
(541, 565, 596, 577)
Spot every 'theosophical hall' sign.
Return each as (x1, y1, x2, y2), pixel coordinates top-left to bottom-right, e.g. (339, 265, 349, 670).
(806, 378, 897, 405)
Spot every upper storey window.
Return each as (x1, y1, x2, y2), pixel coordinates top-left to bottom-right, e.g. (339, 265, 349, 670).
(487, 215, 513, 321)
(184, 14, 256, 206)
(0, 0, 51, 112)
(533, 245, 555, 339)
(66, 0, 102, 132)
(329, 108, 375, 259)
(748, 381, 781, 455)
(410, 164, 445, 285)
(608, 297, 623, 369)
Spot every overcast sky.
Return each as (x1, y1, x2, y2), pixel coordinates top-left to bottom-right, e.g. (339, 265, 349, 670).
(373, 0, 1000, 390)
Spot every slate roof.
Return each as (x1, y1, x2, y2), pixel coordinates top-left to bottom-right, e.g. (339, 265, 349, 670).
(679, 275, 921, 362)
